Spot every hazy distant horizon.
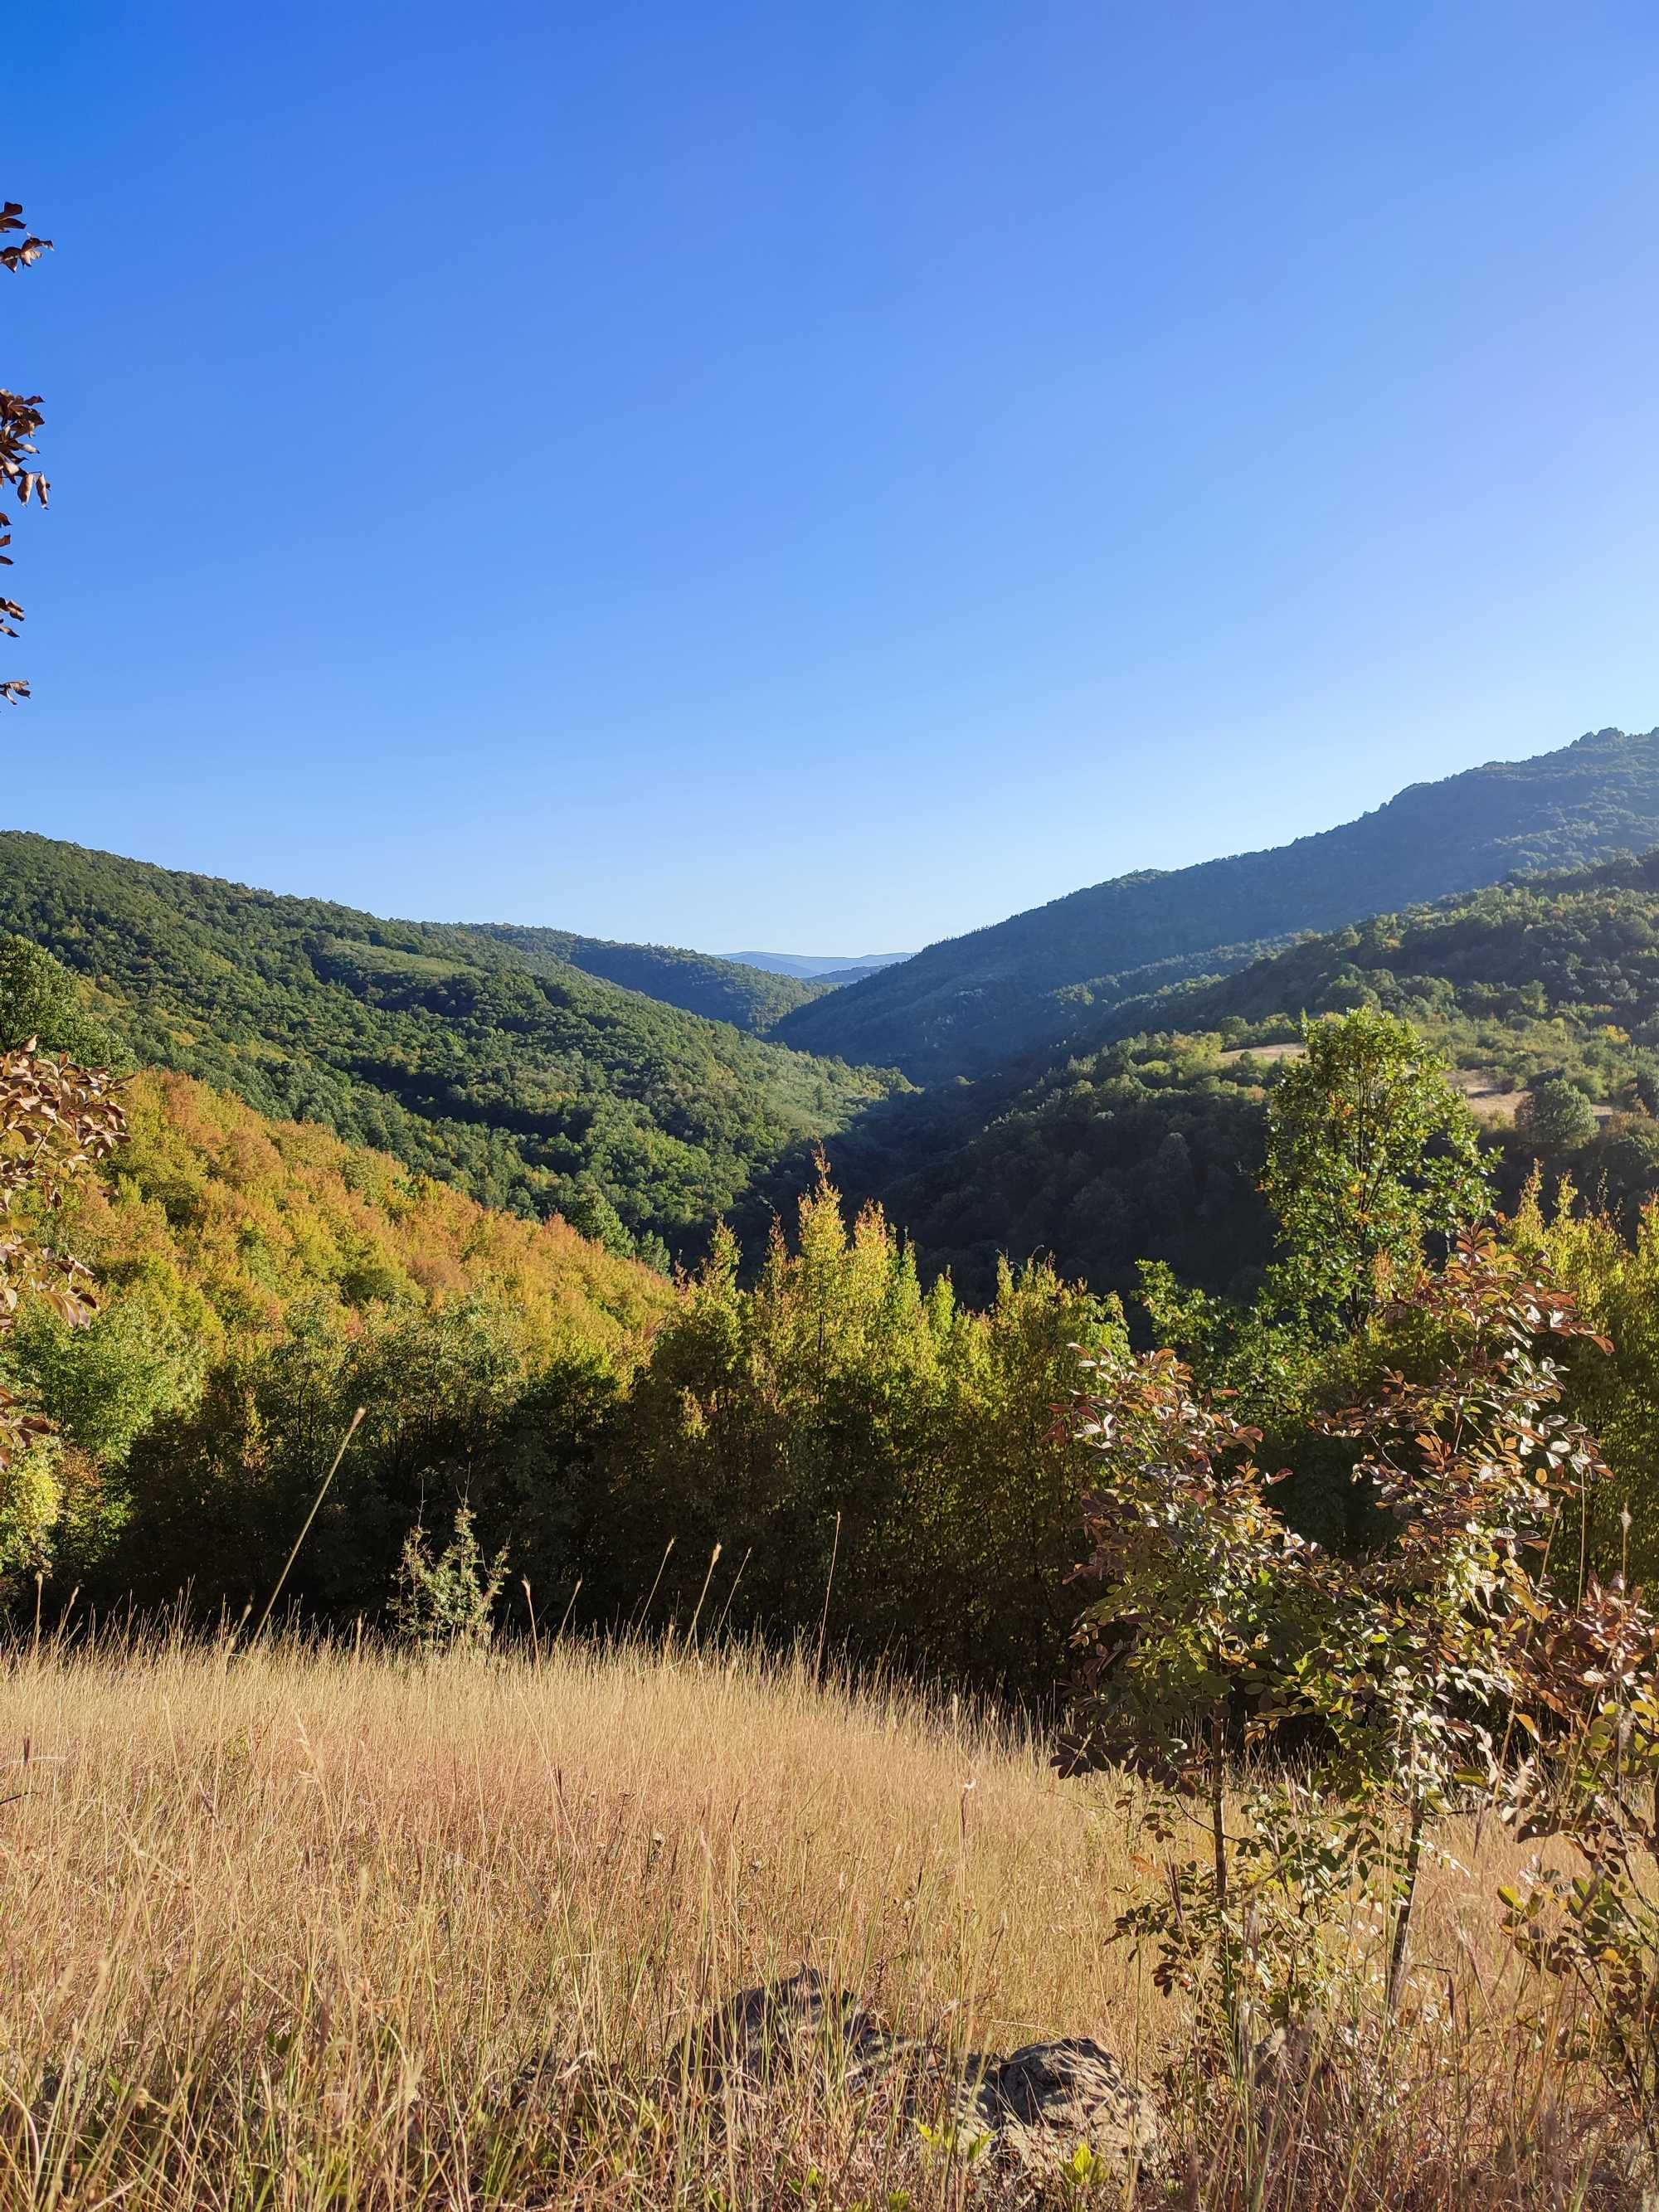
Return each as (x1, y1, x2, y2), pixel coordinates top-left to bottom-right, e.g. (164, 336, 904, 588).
(724, 950, 912, 979)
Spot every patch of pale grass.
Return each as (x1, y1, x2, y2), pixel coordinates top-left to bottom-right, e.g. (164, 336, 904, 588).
(0, 1635, 1633, 2209)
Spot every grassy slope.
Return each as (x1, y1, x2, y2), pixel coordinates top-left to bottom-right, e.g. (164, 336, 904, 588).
(777, 725, 1659, 1079)
(0, 832, 901, 1260)
(0, 1637, 1609, 2210)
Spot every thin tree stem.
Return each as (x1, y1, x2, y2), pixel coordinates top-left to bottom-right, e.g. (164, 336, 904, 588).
(1386, 1799, 1427, 2012)
(1211, 1693, 1242, 2066)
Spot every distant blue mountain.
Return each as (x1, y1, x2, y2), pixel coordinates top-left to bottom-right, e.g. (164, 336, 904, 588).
(726, 950, 911, 980)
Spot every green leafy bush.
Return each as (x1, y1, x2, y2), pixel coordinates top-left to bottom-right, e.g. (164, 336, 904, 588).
(390, 1503, 508, 1653)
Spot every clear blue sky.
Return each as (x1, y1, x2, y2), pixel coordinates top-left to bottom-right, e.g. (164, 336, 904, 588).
(9, 3, 1659, 952)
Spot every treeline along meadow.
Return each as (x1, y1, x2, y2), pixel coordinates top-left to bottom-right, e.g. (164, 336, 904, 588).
(7, 932, 1659, 1694)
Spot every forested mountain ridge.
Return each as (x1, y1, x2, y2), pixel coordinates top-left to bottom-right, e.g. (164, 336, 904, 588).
(0, 833, 902, 1263)
(1134, 847, 1659, 1065)
(798, 846, 1659, 1307)
(462, 923, 830, 1031)
(776, 726, 1659, 1078)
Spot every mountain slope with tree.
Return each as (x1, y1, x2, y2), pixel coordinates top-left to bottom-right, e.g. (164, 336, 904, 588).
(1136, 848, 1659, 1096)
(52, 1066, 671, 1371)
(3, 1062, 676, 1590)
(0, 834, 902, 1263)
(776, 726, 1659, 1079)
(798, 847, 1659, 1305)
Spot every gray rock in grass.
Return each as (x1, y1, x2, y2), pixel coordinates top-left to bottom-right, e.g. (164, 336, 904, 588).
(697, 1970, 1165, 2184)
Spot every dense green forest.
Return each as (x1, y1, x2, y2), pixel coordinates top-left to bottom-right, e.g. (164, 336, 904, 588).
(464, 922, 831, 1031)
(807, 1035, 1282, 1305)
(0, 834, 902, 1264)
(776, 725, 1659, 1077)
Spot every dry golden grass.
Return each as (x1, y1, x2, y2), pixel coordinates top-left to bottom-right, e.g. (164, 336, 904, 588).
(0, 1635, 1638, 2210)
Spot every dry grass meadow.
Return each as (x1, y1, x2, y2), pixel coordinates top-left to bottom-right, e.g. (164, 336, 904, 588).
(0, 1633, 1643, 2211)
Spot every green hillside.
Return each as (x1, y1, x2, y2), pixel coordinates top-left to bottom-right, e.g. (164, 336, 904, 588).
(0, 834, 902, 1263)
(465, 924, 831, 1031)
(810, 848, 1659, 1304)
(776, 726, 1659, 1079)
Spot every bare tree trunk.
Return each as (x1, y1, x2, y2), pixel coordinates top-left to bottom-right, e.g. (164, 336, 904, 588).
(1386, 1800, 1427, 2012)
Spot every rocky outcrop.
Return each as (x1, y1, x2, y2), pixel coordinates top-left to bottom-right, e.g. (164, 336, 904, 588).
(961, 2035, 1164, 2180)
(697, 1969, 901, 2093)
(696, 1969, 1164, 2186)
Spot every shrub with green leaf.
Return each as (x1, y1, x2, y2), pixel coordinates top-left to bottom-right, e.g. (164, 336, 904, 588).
(1515, 1069, 1599, 1150)
(390, 1502, 508, 1653)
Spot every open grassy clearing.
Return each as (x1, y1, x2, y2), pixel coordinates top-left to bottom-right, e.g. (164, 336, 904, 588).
(0, 1636, 1641, 2210)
